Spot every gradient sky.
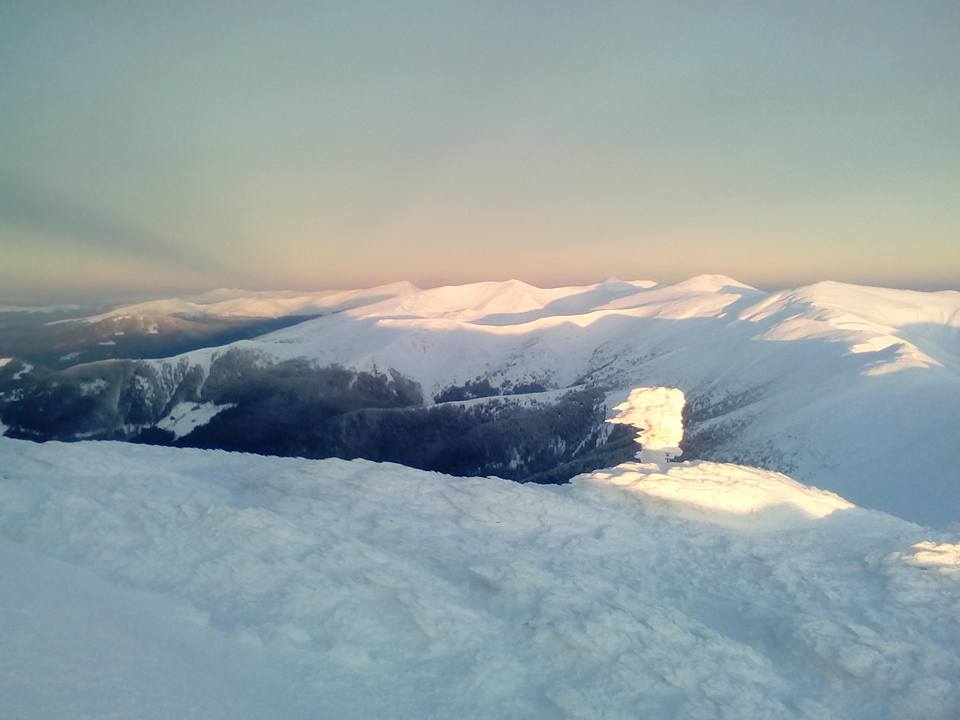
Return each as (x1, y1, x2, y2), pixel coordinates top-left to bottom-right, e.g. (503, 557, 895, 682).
(2, 1, 958, 301)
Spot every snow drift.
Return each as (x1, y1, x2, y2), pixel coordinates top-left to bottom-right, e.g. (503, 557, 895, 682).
(581, 461, 856, 531)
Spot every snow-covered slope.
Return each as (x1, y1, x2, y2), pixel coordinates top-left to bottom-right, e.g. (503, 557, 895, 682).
(247, 275, 958, 390)
(132, 276, 959, 524)
(0, 437, 957, 719)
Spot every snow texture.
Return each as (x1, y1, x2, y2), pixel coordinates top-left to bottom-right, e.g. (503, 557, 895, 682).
(1, 437, 958, 719)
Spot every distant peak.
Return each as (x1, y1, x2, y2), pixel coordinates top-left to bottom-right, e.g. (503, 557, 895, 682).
(672, 274, 759, 292)
(598, 277, 658, 290)
(373, 280, 420, 295)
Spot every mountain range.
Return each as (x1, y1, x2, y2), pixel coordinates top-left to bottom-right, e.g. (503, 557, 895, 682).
(2, 275, 958, 525)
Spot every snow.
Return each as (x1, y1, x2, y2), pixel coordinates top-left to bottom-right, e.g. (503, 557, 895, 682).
(739, 281, 960, 376)
(0, 538, 297, 720)
(608, 386, 686, 463)
(156, 401, 237, 439)
(78, 378, 108, 396)
(580, 461, 855, 531)
(0, 437, 958, 719)
(380, 278, 658, 324)
(64, 281, 419, 326)
(11, 362, 33, 380)
(897, 541, 960, 572)
(598, 387, 853, 530)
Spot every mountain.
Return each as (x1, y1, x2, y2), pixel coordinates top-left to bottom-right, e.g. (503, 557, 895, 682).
(0, 282, 415, 368)
(0, 436, 957, 718)
(67, 281, 420, 325)
(1, 275, 958, 524)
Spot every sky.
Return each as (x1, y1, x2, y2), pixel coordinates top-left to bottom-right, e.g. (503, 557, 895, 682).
(1, 1, 958, 302)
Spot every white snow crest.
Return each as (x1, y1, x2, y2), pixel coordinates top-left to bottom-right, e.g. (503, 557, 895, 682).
(579, 460, 855, 531)
(897, 541, 960, 573)
(608, 386, 685, 463)
(591, 386, 852, 531)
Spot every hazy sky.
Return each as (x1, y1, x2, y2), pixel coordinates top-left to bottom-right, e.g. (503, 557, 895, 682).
(2, 1, 958, 301)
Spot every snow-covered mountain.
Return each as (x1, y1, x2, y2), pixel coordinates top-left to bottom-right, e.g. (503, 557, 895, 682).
(65, 281, 419, 326)
(1, 275, 958, 524)
(1, 435, 957, 719)
(0, 283, 415, 368)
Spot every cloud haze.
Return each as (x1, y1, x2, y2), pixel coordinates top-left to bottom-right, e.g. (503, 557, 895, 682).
(1, 1, 958, 301)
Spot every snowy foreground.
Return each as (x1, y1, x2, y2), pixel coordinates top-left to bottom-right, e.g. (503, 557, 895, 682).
(1, 438, 958, 719)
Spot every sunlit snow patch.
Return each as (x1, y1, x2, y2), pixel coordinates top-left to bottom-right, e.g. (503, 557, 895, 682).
(607, 386, 685, 463)
(596, 385, 853, 530)
(899, 541, 960, 573)
(579, 460, 855, 531)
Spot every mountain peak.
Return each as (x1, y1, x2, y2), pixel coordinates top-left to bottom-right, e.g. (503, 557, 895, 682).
(671, 274, 759, 292)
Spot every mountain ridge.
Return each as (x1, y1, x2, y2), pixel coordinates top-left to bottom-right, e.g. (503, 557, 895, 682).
(1, 275, 957, 525)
